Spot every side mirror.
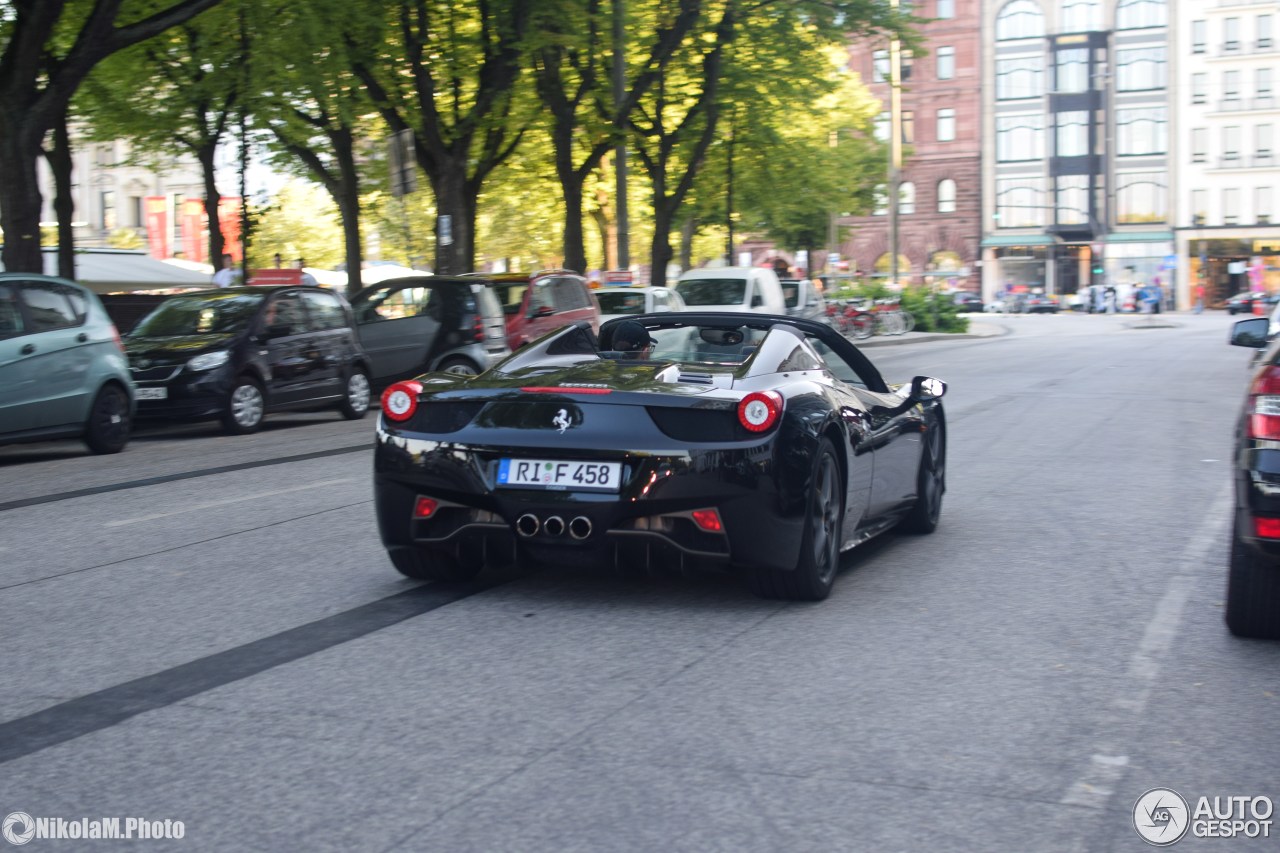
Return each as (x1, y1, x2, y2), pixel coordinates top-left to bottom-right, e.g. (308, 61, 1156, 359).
(1231, 317, 1270, 348)
(532, 305, 555, 318)
(909, 375, 947, 402)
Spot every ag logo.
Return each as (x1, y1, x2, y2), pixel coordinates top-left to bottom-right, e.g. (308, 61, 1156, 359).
(2, 812, 35, 846)
(1134, 788, 1190, 846)
(552, 408, 571, 434)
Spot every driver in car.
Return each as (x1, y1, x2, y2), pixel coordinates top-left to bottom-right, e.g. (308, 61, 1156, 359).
(612, 320, 653, 358)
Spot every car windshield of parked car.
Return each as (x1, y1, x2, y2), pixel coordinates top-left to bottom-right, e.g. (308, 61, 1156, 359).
(675, 278, 747, 306)
(596, 291, 646, 315)
(130, 292, 264, 336)
(490, 281, 528, 316)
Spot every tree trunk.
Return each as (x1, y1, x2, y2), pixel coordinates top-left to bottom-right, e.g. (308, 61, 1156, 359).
(432, 166, 470, 274)
(334, 131, 364, 295)
(197, 144, 223, 265)
(0, 124, 46, 273)
(649, 179, 675, 288)
(589, 207, 611, 271)
(561, 178, 587, 274)
(48, 115, 76, 280)
(679, 217, 696, 272)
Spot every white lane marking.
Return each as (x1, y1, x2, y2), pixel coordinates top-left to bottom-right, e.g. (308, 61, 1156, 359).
(103, 478, 353, 528)
(1060, 482, 1231, 811)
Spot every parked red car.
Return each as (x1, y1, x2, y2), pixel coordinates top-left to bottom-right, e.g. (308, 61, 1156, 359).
(474, 270, 601, 350)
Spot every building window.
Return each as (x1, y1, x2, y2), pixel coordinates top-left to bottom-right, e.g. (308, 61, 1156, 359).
(1060, 0, 1100, 32)
(129, 196, 143, 228)
(1258, 68, 1273, 105)
(873, 50, 889, 83)
(1056, 48, 1089, 93)
(1116, 173, 1167, 223)
(1258, 187, 1273, 224)
(1258, 124, 1274, 164)
(1116, 106, 1167, 156)
(1191, 73, 1207, 105)
(996, 56, 1044, 99)
(1055, 111, 1089, 157)
(1116, 47, 1166, 91)
(1191, 189, 1208, 225)
(996, 114, 1045, 161)
(873, 184, 888, 216)
(94, 144, 115, 167)
(1224, 70, 1241, 104)
(996, 0, 1044, 40)
(1224, 188, 1240, 224)
(899, 182, 916, 214)
(1224, 17, 1240, 52)
(1223, 126, 1241, 163)
(937, 108, 956, 142)
(996, 177, 1048, 227)
(1259, 15, 1274, 50)
(1116, 0, 1166, 30)
(100, 190, 116, 230)
(937, 46, 955, 80)
(902, 111, 914, 145)
(1056, 176, 1090, 225)
(874, 111, 890, 142)
(937, 179, 957, 213)
(1191, 20, 1206, 54)
(937, 0, 955, 18)
(1191, 127, 1208, 163)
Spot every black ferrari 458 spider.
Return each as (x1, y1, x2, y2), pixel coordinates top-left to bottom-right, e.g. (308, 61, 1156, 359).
(373, 312, 947, 600)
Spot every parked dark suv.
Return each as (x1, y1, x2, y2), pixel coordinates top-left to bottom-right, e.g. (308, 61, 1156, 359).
(348, 276, 510, 387)
(124, 286, 372, 434)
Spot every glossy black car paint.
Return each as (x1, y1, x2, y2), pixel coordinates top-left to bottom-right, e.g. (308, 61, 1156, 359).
(1227, 317, 1280, 637)
(125, 286, 370, 426)
(373, 313, 946, 596)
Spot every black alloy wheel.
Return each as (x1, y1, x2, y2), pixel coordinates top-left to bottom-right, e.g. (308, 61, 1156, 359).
(1226, 530, 1280, 639)
(747, 437, 843, 601)
(83, 384, 131, 454)
(900, 419, 945, 534)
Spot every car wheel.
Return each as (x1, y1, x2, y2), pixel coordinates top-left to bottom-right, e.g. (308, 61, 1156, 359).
(338, 369, 371, 419)
(899, 418, 945, 534)
(389, 546, 482, 582)
(83, 384, 131, 455)
(438, 357, 480, 376)
(747, 437, 843, 601)
(1226, 530, 1280, 638)
(222, 376, 265, 435)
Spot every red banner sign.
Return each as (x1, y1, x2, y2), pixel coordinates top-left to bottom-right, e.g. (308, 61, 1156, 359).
(248, 269, 303, 286)
(144, 197, 168, 259)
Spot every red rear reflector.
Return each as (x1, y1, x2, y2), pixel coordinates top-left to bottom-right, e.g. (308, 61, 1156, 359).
(473, 316, 485, 343)
(381, 380, 422, 423)
(691, 508, 723, 533)
(1254, 517, 1280, 539)
(1250, 365, 1280, 396)
(520, 387, 613, 394)
(737, 391, 783, 432)
(414, 497, 438, 519)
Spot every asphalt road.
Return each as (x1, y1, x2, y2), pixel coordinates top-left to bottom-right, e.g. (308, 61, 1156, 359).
(1, 312, 1276, 852)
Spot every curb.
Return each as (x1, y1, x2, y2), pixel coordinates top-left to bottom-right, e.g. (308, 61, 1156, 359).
(857, 322, 1011, 348)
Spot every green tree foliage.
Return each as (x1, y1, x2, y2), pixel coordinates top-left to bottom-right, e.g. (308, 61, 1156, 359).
(251, 180, 344, 270)
(0, 0, 224, 273)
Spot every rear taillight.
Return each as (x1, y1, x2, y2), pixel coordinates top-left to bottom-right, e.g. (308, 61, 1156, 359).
(111, 325, 125, 354)
(473, 315, 485, 343)
(381, 381, 423, 423)
(737, 391, 783, 433)
(1248, 365, 1280, 439)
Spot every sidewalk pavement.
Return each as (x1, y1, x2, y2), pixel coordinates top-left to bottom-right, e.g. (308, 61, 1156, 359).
(858, 319, 1008, 348)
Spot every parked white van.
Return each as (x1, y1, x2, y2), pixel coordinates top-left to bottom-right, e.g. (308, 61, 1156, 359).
(673, 266, 786, 315)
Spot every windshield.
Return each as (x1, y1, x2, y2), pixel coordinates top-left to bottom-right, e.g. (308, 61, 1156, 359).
(675, 278, 747, 306)
(130, 292, 263, 337)
(596, 291, 646, 315)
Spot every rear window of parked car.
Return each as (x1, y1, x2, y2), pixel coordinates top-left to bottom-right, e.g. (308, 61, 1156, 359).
(676, 278, 747, 306)
(597, 292, 646, 315)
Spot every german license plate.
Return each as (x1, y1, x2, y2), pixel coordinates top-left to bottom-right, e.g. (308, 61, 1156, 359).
(136, 387, 168, 400)
(497, 458, 622, 492)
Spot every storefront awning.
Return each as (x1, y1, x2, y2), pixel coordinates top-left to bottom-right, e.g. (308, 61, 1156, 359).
(0, 247, 212, 294)
(1105, 231, 1175, 243)
(980, 234, 1055, 247)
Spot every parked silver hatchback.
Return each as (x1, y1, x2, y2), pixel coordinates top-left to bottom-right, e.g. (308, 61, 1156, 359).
(0, 273, 135, 454)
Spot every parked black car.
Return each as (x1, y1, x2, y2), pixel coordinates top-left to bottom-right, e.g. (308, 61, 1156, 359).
(1225, 292, 1280, 315)
(125, 286, 372, 434)
(348, 276, 511, 388)
(951, 291, 984, 313)
(1226, 316, 1280, 638)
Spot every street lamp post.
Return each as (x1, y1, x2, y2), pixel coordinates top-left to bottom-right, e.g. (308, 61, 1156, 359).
(888, 0, 903, 290)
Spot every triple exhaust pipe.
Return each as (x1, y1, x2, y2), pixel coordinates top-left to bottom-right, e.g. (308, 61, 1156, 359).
(516, 513, 593, 540)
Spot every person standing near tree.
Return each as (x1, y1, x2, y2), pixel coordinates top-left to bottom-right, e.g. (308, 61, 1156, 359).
(294, 258, 318, 288)
(211, 253, 240, 288)
(1194, 282, 1206, 314)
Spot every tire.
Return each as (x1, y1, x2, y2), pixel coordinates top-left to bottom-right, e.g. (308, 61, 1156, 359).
(851, 314, 874, 340)
(221, 376, 265, 434)
(1226, 530, 1280, 639)
(747, 438, 843, 601)
(338, 369, 371, 419)
(438, 357, 480, 376)
(899, 417, 945, 534)
(83, 384, 131, 455)
(389, 546, 483, 582)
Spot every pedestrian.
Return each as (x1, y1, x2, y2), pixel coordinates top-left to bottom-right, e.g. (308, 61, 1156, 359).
(294, 258, 318, 287)
(1104, 284, 1117, 314)
(1194, 282, 1206, 314)
(212, 253, 239, 288)
(771, 257, 791, 279)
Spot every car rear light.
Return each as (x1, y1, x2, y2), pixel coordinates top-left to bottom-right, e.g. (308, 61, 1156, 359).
(1248, 365, 1280, 439)
(413, 497, 438, 519)
(737, 391, 783, 433)
(691, 508, 723, 533)
(381, 380, 422, 423)
(111, 325, 125, 354)
(473, 315, 485, 343)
